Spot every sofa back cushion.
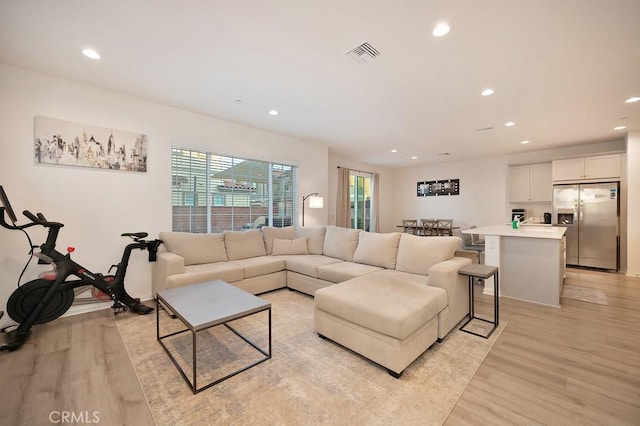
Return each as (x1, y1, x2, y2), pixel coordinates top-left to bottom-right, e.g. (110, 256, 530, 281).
(272, 237, 309, 255)
(262, 226, 296, 255)
(395, 235, 461, 275)
(322, 226, 361, 261)
(295, 226, 326, 255)
(159, 231, 228, 266)
(223, 229, 267, 260)
(353, 231, 402, 269)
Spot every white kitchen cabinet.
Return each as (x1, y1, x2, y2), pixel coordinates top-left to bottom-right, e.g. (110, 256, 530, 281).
(509, 163, 552, 202)
(552, 154, 621, 182)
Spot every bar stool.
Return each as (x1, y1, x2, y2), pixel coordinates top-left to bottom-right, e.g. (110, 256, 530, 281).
(458, 264, 499, 338)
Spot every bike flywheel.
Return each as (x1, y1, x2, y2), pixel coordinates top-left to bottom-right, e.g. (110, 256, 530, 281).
(7, 279, 75, 324)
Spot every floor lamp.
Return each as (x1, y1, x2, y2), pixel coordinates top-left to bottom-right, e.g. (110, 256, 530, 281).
(302, 193, 323, 226)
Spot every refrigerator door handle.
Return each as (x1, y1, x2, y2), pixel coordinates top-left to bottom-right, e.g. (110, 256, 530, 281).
(579, 200, 584, 222)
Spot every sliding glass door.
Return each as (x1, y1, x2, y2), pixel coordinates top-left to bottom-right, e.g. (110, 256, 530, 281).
(350, 172, 372, 231)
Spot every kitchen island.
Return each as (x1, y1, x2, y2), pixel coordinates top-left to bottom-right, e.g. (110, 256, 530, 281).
(462, 225, 567, 307)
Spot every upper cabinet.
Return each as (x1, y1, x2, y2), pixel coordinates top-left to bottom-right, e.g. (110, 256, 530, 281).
(552, 154, 621, 182)
(509, 163, 552, 203)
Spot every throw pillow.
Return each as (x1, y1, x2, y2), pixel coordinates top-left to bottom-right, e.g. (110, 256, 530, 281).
(272, 237, 309, 255)
(262, 226, 296, 254)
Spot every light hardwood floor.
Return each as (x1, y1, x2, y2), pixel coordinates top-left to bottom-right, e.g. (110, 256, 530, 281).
(0, 309, 155, 425)
(447, 268, 640, 425)
(1, 268, 638, 425)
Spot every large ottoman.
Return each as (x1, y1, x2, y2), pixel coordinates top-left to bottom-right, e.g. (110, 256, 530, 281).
(314, 270, 448, 378)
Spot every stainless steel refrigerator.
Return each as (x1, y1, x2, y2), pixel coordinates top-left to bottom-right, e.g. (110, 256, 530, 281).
(552, 182, 619, 270)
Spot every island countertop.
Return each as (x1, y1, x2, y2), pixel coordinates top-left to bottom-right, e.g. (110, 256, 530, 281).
(461, 224, 567, 240)
(462, 224, 567, 307)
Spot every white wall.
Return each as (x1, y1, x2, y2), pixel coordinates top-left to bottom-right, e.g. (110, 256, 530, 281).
(389, 139, 630, 263)
(0, 63, 328, 325)
(626, 131, 640, 276)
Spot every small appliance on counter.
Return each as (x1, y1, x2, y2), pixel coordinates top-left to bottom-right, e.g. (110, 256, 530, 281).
(544, 212, 552, 224)
(511, 208, 526, 222)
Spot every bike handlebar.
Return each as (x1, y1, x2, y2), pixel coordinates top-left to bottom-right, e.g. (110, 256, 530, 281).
(22, 210, 64, 229)
(22, 210, 39, 223)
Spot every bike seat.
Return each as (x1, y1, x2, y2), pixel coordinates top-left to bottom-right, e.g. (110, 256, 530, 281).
(121, 232, 148, 239)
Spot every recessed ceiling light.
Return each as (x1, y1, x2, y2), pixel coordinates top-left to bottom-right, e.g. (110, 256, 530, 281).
(625, 96, 640, 103)
(614, 125, 626, 130)
(438, 152, 450, 156)
(268, 110, 278, 116)
(481, 88, 494, 96)
(234, 99, 242, 103)
(82, 48, 100, 60)
(411, 156, 418, 160)
(520, 140, 530, 145)
(391, 149, 398, 153)
(432, 23, 450, 37)
(505, 121, 515, 127)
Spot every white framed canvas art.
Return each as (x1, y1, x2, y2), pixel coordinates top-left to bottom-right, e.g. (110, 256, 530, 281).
(34, 116, 147, 172)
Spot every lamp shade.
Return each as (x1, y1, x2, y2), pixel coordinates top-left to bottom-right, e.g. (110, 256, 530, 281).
(308, 195, 323, 209)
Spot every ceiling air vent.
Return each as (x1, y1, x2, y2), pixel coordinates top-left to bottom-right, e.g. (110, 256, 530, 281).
(346, 42, 382, 64)
(476, 126, 494, 133)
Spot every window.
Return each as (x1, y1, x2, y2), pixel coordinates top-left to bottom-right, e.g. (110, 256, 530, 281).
(171, 147, 298, 233)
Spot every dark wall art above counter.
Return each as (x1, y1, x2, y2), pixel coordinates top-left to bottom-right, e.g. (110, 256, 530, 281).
(417, 179, 460, 197)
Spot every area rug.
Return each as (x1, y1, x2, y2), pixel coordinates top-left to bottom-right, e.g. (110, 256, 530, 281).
(561, 284, 608, 305)
(117, 289, 506, 425)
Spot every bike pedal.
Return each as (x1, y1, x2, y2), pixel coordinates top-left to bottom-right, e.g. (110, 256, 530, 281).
(1, 324, 18, 334)
(130, 304, 154, 315)
(111, 301, 128, 316)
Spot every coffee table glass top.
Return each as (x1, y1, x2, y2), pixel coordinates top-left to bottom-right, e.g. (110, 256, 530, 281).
(157, 280, 270, 331)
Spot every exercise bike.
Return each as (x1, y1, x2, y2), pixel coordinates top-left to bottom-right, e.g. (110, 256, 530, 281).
(0, 185, 162, 351)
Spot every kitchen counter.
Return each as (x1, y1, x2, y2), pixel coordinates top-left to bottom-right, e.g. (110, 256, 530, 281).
(462, 225, 567, 307)
(463, 224, 566, 240)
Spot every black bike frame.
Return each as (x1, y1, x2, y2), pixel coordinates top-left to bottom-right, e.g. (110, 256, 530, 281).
(14, 235, 154, 336)
(1, 205, 160, 340)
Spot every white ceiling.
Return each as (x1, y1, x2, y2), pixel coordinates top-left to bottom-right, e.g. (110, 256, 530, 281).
(1, 0, 639, 167)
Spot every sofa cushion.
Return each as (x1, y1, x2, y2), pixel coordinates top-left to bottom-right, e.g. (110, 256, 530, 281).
(295, 226, 326, 255)
(159, 231, 228, 266)
(285, 255, 343, 278)
(353, 231, 401, 269)
(231, 257, 286, 279)
(322, 226, 361, 261)
(262, 226, 296, 255)
(272, 237, 308, 255)
(395, 235, 461, 275)
(314, 269, 448, 340)
(223, 229, 267, 260)
(317, 262, 383, 283)
(167, 262, 245, 287)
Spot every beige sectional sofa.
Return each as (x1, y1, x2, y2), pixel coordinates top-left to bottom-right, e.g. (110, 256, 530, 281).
(152, 225, 472, 377)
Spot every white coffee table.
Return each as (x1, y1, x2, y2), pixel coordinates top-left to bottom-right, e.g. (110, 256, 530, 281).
(156, 280, 271, 394)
